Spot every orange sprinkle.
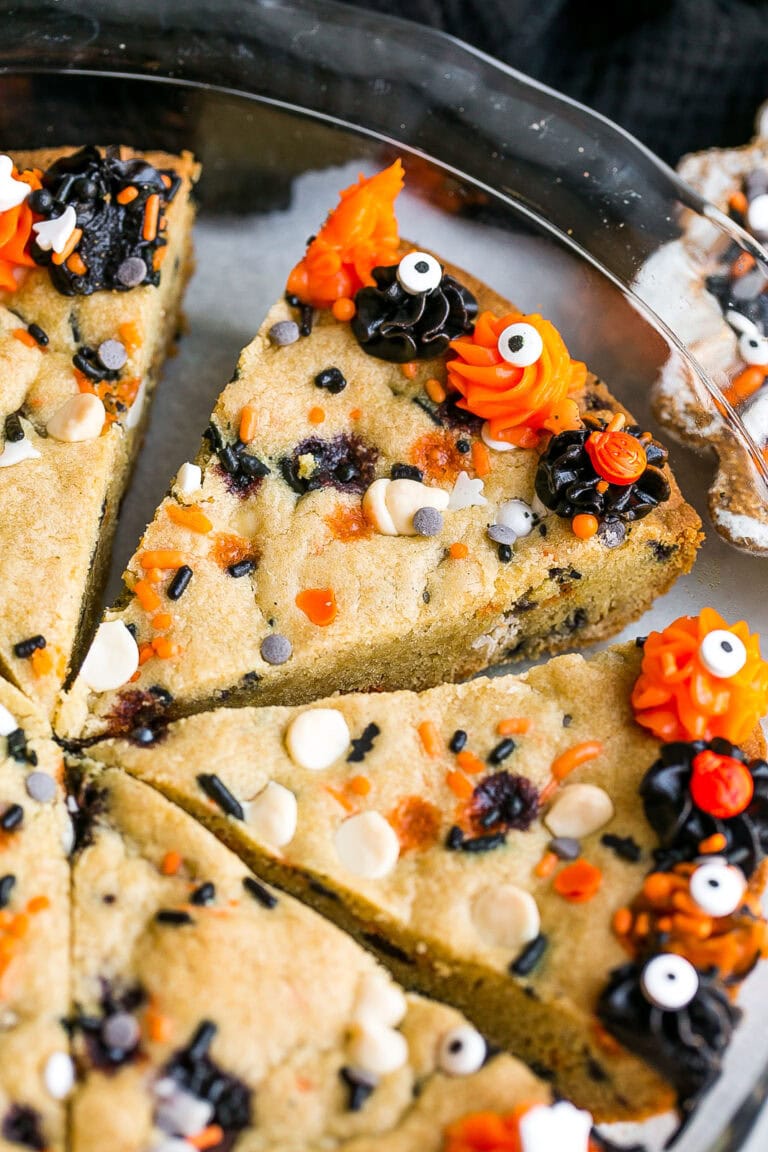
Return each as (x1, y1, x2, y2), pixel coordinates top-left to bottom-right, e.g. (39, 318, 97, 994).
(410, 429, 466, 485)
(554, 859, 603, 903)
(143, 193, 160, 242)
(161, 851, 182, 876)
(418, 720, 443, 758)
(133, 578, 162, 613)
(51, 227, 82, 265)
(550, 740, 604, 782)
(456, 749, 485, 775)
(324, 785, 355, 813)
(119, 320, 142, 354)
(146, 1002, 173, 1044)
(449, 542, 469, 560)
(296, 587, 337, 626)
(116, 185, 139, 205)
(332, 297, 356, 322)
(153, 246, 168, 271)
(151, 636, 181, 660)
(152, 612, 173, 631)
(425, 377, 447, 404)
(145, 568, 163, 584)
(30, 647, 53, 678)
(349, 408, 362, 420)
(729, 190, 748, 215)
(699, 832, 728, 854)
(401, 361, 418, 379)
(471, 440, 491, 477)
(446, 770, 473, 798)
(731, 251, 755, 278)
(348, 775, 371, 796)
(239, 404, 258, 444)
(188, 1126, 225, 1151)
(138, 643, 154, 665)
(26, 895, 50, 915)
(67, 251, 87, 276)
(534, 851, 558, 879)
(139, 550, 185, 570)
(724, 365, 767, 406)
(596, 480, 609, 494)
(572, 512, 599, 540)
(12, 328, 37, 349)
(497, 717, 531, 736)
(612, 907, 633, 936)
(167, 504, 213, 534)
(308, 405, 325, 424)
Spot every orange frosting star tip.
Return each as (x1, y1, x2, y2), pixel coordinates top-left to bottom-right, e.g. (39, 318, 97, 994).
(445, 309, 586, 445)
(285, 159, 405, 309)
(631, 608, 768, 744)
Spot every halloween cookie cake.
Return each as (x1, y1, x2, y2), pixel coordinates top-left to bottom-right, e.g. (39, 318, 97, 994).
(58, 160, 702, 739)
(0, 145, 198, 717)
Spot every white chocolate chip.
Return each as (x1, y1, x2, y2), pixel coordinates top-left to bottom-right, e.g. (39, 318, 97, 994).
(0, 155, 31, 212)
(544, 784, 615, 840)
(32, 204, 77, 254)
(247, 781, 297, 848)
(155, 1088, 213, 1137)
(285, 708, 350, 771)
(353, 970, 407, 1029)
(46, 393, 106, 442)
(0, 704, 17, 736)
(471, 884, 540, 950)
(447, 470, 487, 511)
(79, 621, 139, 692)
(0, 429, 40, 468)
(362, 477, 398, 535)
(747, 193, 768, 235)
(348, 1023, 408, 1077)
(43, 1051, 75, 1099)
(335, 811, 400, 879)
(437, 1025, 486, 1076)
(481, 422, 517, 452)
(175, 461, 202, 497)
(124, 377, 147, 430)
(519, 1101, 592, 1152)
(386, 479, 449, 535)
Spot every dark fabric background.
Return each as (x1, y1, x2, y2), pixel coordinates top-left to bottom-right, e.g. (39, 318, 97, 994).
(350, 0, 768, 164)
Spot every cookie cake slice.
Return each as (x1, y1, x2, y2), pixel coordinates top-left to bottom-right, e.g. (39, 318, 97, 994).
(0, 678, 71, 1152)
(59, 160, 700, 739)
(86, 609, 768, 1127)
(68, 762, 599, 1152)
(0, 145, 198, 717)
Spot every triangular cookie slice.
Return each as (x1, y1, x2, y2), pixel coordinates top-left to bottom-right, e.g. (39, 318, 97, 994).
(0, 145, 198, 716)
(0, 679, 71, 1152)
(67, 764, 597, 1152)
(87, 610, 768, 1127)
(59, 162, 700, 738)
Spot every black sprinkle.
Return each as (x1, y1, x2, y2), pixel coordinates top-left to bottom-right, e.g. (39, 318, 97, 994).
(0, 805, 23, 832)
(69, 313, 82, 344)
(601, 833, 642, 863)
(412, 395, 443, 425)
(27, 323, 49, 347)
(155, 909, 194, 926)
(0, 874, 15, 909)
(6, 728, 32, 764)
(488, 738, 515, 764)
(445, 824, 465, 850)
(498, 542, 513, 563)
(340, 1066, 376, 1112)
(227, 559, 256, 578)
(538, 523, 547, 536)
(361, 932, 414, 965)
(190, 882, 216, 906)
(243, 876, 278, 909)
(167, 565, 193, 600)
(188, 1019, 217, 1060)
(314, 366, 347, 394)
(562, 714, 573, 727)
(299, 303, 314, 337)
(456, 438, 470, 453)
(13, 635, 46, 659)
(125, 622, 138, 641)
(203, 422, 223, 452)
(390, 463, 424, 481)
(587, 1057, 609, 1082)
(73, 351, 106, 381)
(347, 722, 380, 763)
(510, 933, 549, 976)
(4, 412, 24, 443)
(635, 635, 648, 648)
(513, 597, 537, 614)
(308, 878, 340, 902)
(449, 729, 467, 753)
(459, 832, 506, 853)
(422, 589, 430, 603)
(196, 774, 244, 821)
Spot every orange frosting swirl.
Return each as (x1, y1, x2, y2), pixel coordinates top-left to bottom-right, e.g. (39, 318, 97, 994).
(0, 166, 42, 292)
(285, 160, 404, 309)
(446, 310, 587, 446)
(631, 608, 768, 744)
(585, 427, 647, 485)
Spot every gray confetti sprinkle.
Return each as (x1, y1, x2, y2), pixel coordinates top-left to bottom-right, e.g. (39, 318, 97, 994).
(25, 772, 56, 804)
(260, 634, 293, 665)
(732, 269, 766, 301)
(102, 1012, 140, 1051)
(487, 523, 517, 545)
(413, 506, 443, 536)
(549, 836, 581, 860)
(268, 320, 300, 347)
(117, 256, 148, 288)
(97, 339, 128, 371)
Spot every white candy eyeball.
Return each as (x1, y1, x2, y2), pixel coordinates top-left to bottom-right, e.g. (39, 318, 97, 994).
(689, 860, 746, 918)
(496, 322, 544, 367)
(437, 1025, 486, 1076)
(397, 251, 442, 295)
(698, 629, 748, 679)
(738, 331, 768, 366)
(641, 953, 699, 1011)
(497, 498, 535, 538)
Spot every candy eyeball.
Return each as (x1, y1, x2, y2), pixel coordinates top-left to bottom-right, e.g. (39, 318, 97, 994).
(437, 1025, 486, 1076)
(738, 330, 768, 366)
(497, 498, 535, 538)
(496, 322, 544, 367)
(397, 251, 442, 295)
(698, 629, 748, 679)
(689, 859, 746, 918)
(641, 953, 699, 1011)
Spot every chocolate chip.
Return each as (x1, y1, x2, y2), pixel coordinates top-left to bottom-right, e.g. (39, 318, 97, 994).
(413, 506, 443, 536)
(268, 320, 300, 346)
(116, 256, 147, 288)
(97, 339, 127, 371)
(260, 634, 292, 665)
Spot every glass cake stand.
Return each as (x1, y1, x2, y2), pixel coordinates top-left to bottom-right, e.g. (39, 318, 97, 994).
(1, 1, 767, 1147)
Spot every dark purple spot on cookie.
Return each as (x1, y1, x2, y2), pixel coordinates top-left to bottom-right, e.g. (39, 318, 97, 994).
(104, 687, 172, 739)
(2, 1105, 45, 1150)
(162, 1021, 252, 1142)
(648, 540, 678, 562)
(469, 771, 540, 835)
(280, 434, 378, 496)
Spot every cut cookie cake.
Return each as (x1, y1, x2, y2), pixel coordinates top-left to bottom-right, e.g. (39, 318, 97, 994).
(68, 761, 599, 1152)
(60, 160, 701, 738)
(85, 609, 768, 1130)
(0, 145, 198, 716)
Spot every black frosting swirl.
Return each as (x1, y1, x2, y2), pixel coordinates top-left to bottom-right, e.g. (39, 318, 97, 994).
(597, 961, 740, 1127)
(351, 263, 477, 362)
(534, 415, 670, 524)
(31, 145, 178, 296)
(641, 739, 768, 878)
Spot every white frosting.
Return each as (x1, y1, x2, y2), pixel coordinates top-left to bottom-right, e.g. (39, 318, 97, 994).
(0, 155, 31, 212)
(32, 204, 77, 254)
(0, 431, 40, 468)
(125, 376, 147, 430)
(0, 703, 18, 736)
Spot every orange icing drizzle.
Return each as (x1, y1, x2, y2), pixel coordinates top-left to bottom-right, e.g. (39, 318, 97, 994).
(0, 167, 42, 292)
(285, 160, 404, 308)
(631, 608, 768, 743)
(324, 503, 373, 542)
(409, 429, 466, 484)
(209, 533, 260, 571)
(0, 895, 50, 995)
(446, 310, 586, 446)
